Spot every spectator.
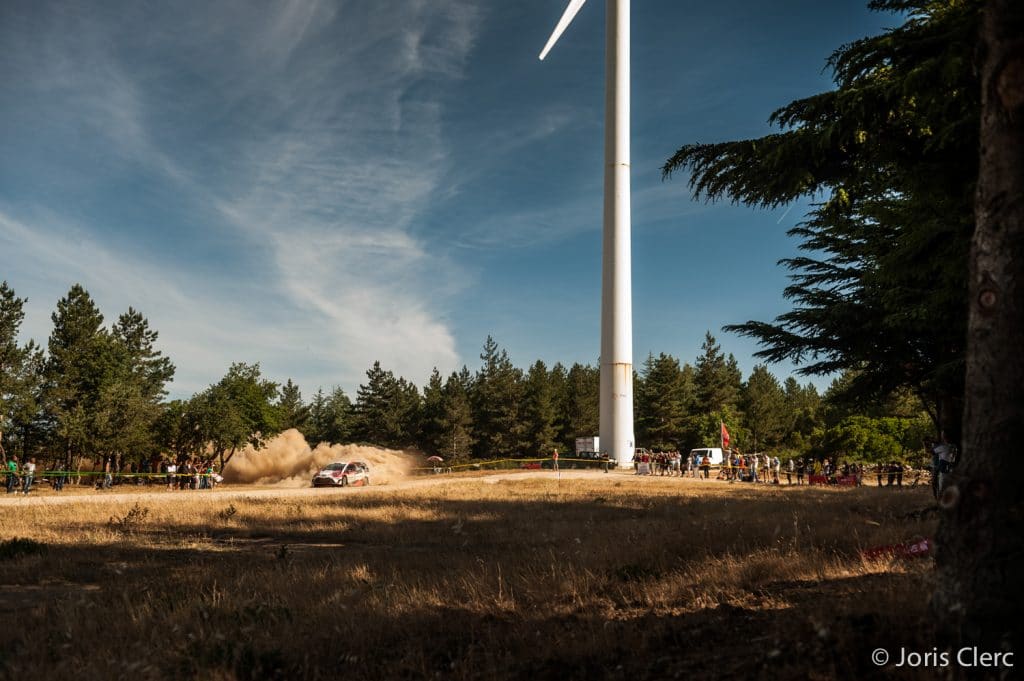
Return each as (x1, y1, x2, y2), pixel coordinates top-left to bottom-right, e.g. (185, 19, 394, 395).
(166, 460, 178, 491)
(21, 457, 36, 495)
(927, 436, 957, 498)
(102, 459, 113, 490)
(5, 454, 18, 494)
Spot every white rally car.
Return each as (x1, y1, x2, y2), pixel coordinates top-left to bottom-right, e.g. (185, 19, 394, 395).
(311, 461, 370, 488)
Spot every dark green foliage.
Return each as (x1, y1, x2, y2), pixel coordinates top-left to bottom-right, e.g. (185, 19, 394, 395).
(440, 368, 475, 459)
(471, 337, 524, 458)
(0, 282, 29, 409)
(353, 361, 421, 448)
(742, 365, 788, 451)
(4, 279, 928, 465)
(664, 0, 980, 442)
(693, 332, 742, 415)
(635, 353, 693, 450)
(190, 363, 281, 468)
(44, 285, 109, 462)
(0, 282, 45, 460)
(561, 362, 599, 448)
(418, 369, 446, 455)
(306, 387, 354, 446)
(111, 307, 175, 401)
(276, 379, 309, 433)
(522, 360, 559, 455)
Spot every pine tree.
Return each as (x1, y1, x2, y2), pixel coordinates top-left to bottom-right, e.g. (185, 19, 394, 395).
(277, 379, 309, 432)
(0, 282, 29, 420)
(471, 337, 524, 458)
(393, 377, 423, 448)
(547, 362, 570, 450)
(419, 369, 446, 455)
(636, 353, 691, 450)
(0, 282, 43, 460)
(354, 361, 397, 446)
(324, 387, 354, 445)
(665, 0, 981, 441)
(95, 307, 176, 467)
(307, 387, 354, 445)
(44, 284, 113, 467)
(782, 377, 821, 452)
(306, 388, 329, 445)
(694, 332, 741, 414)
(741, 365, 787, 451)
(353, 362, 420, 448)
(111, 307, 175, 400)
(522, 360, 558, 455)
(440, 368, 474, 460)
(562, 362, 599, 446)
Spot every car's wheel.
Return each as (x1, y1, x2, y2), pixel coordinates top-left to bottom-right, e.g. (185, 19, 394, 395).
(340, 476, 348, 487)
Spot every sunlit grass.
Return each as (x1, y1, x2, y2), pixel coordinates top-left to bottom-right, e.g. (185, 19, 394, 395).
(0, 475, 938, 680)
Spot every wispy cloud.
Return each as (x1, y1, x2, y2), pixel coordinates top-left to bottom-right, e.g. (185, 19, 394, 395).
(0, 206, 267, 396)
(1, 0, 484, 393)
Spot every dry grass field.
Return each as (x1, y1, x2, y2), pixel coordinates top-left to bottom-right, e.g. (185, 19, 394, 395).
(0, 473, 940, 680)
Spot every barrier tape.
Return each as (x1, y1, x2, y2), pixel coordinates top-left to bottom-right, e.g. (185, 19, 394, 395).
(4, 471, 215, 478)
(412, 457, 611, 472)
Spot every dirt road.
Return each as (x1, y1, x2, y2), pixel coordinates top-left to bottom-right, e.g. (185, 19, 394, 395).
(0, 469, 647, 507)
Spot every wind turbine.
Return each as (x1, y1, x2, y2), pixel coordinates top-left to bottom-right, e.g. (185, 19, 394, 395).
(540, 0, 634, 469)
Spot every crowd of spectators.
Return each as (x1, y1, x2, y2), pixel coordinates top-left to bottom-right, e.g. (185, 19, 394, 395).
(2, 451, 222, 495)
(628, 447, 943, 491)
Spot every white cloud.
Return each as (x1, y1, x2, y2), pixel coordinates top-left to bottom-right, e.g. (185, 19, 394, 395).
(0, 0, 484, 395)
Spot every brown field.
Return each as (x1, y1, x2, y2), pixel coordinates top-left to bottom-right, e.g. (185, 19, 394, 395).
(0, 472, 940, 680)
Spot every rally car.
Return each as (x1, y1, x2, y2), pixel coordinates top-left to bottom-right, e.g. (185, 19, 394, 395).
(311, 461, 370, 488)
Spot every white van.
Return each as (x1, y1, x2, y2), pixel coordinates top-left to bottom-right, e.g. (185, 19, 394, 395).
(688, 447, 726, 465)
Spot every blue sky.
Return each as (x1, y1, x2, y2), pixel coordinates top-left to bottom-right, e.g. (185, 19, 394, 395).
(0, 0, 896, 399)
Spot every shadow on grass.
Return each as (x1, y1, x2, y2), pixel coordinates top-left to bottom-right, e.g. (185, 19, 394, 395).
(0, 485, 938, 680)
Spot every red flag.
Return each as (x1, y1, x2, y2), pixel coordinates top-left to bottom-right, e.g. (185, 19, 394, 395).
(721, 422, 731, 449)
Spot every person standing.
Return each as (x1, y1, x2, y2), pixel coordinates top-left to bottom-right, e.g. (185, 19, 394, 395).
(552, 449, 559, 473)
(5, 454, 18, 494)
(166, 459, 178, 491)
(21, 457, 36, 495)
(102, 459, 113, 490)
(796, 458, 805, 485)
(927, 437, 956, 498)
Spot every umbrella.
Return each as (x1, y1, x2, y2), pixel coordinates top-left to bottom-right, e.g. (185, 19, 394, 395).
(426, 456, 444, 463)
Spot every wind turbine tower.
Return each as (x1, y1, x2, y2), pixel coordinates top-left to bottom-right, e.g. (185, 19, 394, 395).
(540, 0, 634, 468)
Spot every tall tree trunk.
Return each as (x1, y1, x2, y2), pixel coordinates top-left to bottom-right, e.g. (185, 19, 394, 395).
(933, 0, 1024, 658)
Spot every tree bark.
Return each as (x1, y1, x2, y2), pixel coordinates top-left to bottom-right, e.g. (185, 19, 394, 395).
(933, 0, 1024, 660)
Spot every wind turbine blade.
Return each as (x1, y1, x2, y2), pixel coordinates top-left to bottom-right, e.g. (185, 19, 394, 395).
(538, 0, 587, 61)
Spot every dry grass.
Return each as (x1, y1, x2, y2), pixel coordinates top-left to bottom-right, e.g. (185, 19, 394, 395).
(0, 474, 940, 680)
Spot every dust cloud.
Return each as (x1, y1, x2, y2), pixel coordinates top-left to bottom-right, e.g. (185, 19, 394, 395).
(221, 429, 418, 486)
